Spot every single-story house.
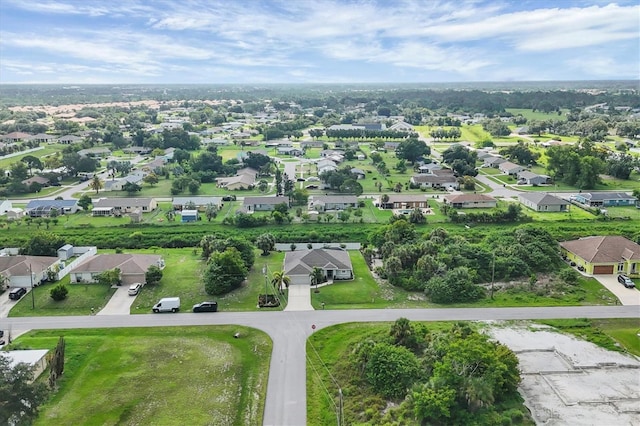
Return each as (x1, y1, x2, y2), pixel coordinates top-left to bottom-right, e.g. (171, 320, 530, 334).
(499, 161, 527, 176)
(284, 248, 353, 285)
(180, 209, 198, 222)
(0, 199, 11, 215)
(69, 253, 165, 285)
(22, 176, 50, 187)
(572, 192, 637, 207)
(242, 196, 289, 212)
(26, 199, 80, 217)
(320, 149, 343, 158)
(123, 146, 152, 155)
(78, 147, 111, 158)
(1, 131, 31, 143)
(317, 159, 338, 174)
(350, 168, 366, 179)
(308, 195, 358, 212)
(28, 133, 57, 144)
(58, 135, 83, 144)
(0, 255, 60, 288)
(389, 121, 414, 132)
(104, 172, 146, 192)
(92, 197, 157, 215)
(417, 163, 442, 174)
(379, 194, 429, 210)
(518, 192, 569, 212)
(172, 196, 223, 211)
(6, 207, 25, 220)
(444, 194, 497, 209)
(410, 170, 459, 190)
(483, 156, 507, 168)
(277, 146, 303, 156)
(300, 140, 324, 149)
(217, 171, 256, 190)
(559, 236, 640, 276)
(1, 350, 50, 382)
(517, 171, 552, 186)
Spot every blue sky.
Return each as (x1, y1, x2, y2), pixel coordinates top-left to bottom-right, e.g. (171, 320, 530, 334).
(0, 0, 638, 84)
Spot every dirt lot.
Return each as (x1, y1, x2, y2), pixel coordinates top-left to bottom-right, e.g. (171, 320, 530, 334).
(488, 323, 640, 425)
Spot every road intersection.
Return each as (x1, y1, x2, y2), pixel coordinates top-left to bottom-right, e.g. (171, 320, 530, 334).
(4, 305, 639, 425)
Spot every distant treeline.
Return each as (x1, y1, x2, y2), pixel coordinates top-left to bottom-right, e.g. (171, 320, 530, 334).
(1, 83, 638, 112)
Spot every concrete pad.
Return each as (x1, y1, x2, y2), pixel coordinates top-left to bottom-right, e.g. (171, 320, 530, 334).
(97, 286, 136, 315)
(593, 275, 640, 306)
(284, 285, 313, 311)
(489, 325, 640, 426)
(0, 287, 31, 318)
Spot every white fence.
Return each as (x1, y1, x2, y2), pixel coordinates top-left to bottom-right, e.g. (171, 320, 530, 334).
(57, 246, 97, 280)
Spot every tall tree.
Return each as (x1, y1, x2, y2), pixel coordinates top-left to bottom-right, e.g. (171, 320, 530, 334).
(0, 355, 48, 425)
(89, 175, 103, 194)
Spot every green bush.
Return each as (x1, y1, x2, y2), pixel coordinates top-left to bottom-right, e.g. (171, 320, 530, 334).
(50, 284, 69, 301)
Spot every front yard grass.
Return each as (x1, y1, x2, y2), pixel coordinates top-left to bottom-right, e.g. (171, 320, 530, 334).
(131, 248, 286, 313)
(11, 326, 271, 425)
(9, 276, 116, 317)
(312, 253, 619, 309)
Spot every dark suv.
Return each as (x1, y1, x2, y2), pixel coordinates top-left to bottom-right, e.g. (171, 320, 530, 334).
(192, 301, 218, 312)
(8, 287, 27, 300)
(617, 275, 635, 289)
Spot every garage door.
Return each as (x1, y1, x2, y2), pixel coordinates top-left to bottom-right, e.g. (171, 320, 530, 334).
(593, 265, 614, 274)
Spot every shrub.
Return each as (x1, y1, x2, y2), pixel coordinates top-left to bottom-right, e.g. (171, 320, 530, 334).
(50, 284, 69, 301)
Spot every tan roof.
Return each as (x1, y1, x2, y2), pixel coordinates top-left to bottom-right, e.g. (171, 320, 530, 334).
(70, 254, 162, 275)
(0, 255, 59, 278)
(559, 236, 640, 263)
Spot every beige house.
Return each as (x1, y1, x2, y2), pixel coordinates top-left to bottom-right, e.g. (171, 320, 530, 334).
(92, 198, 157, 216)
(69, 254, 165, 285)
(444, 194, 497, 209)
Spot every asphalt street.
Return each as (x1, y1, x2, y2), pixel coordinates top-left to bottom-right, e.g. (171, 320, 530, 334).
(3, 305, 639, 426)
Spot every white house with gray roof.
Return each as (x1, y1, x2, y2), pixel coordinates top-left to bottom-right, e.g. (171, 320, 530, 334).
(308, 195, 358, 212)
(284, 248, 353, 285)
(518, 192, 569, 212)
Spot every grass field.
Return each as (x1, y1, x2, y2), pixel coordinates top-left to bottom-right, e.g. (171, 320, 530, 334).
(10, 326, 271, 425)
(505, 108, 568, 122)
(538, 318, 640, 356)
(131, 248, 287, 313)
(9, 276, 116, 317)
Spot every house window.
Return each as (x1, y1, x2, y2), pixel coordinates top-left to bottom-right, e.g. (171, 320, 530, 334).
(631, 263, 638, 274)
(617, 263, 625, 272)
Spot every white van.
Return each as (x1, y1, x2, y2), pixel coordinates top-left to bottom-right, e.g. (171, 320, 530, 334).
(152, 297, 180, 313)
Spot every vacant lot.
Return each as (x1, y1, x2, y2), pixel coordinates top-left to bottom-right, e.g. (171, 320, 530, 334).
(13, 326, 271, 425)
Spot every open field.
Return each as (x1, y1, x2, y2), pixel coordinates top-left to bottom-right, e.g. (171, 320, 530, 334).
(505, 108, 568, 122)
(10, 326, 271, 425)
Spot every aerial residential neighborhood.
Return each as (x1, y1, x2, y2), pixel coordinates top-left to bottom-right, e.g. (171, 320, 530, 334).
(0, 0, 639, 425)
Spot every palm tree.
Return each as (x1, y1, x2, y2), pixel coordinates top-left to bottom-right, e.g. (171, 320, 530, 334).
(309, 267, 324, 292)
(89, 175, 103, 194)
(271, 270, 291, 293)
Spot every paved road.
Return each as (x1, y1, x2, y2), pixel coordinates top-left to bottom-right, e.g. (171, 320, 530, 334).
(3, 305, 639, 426)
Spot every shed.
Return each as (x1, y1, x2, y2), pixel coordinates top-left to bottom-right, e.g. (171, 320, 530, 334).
(57, 244, 74, 260)
(181, 209, 199, 222)
(1, 350, 50, 382)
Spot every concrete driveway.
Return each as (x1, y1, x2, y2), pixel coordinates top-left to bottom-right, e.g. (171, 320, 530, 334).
(284, 285, 313, 311)
(593, 275, 640, 305)
(0, 287, 32, 318)
(97, 286, 136, 315)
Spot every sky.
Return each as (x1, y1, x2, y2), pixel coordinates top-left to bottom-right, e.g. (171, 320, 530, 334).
(0, 0, 639, 84)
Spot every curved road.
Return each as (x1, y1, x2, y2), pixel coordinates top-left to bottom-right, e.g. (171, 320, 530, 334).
(4, 305, 639, 425)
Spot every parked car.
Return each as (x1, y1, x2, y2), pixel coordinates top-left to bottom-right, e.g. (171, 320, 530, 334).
(8, 287, 27, 300)
(152, 297, 180, 313)
(128, 283, 142, 296)
(192, 301, 218, 313)
(617, 274, 635, 289)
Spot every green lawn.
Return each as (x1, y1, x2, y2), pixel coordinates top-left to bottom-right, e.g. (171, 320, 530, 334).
(10, 326, 270, 425)
(312, 254, 619, 309)
(460, 124, 492, 142)
(538, 318, 640, 356)
(505, 108, 568, 122)
(9, 276, 116, 317)
(0, 145, 64, 169)
(131, 248, 287, 313)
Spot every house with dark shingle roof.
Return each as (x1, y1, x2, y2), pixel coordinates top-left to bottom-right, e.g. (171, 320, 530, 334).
(559, 236, 640, 276)
(284, 248, 353, 285)
(26, 199, 79, 217)
(518, 192, 569, 212)
(69, 253, 165, 285)
(517, 171, 552, 185)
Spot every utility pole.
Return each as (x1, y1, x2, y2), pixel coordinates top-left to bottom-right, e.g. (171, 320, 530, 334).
(337, 388, 344, 426)
(29, 264, 35, 310)
(262, 264, 268, 301)
(490, 252, 495, 300)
